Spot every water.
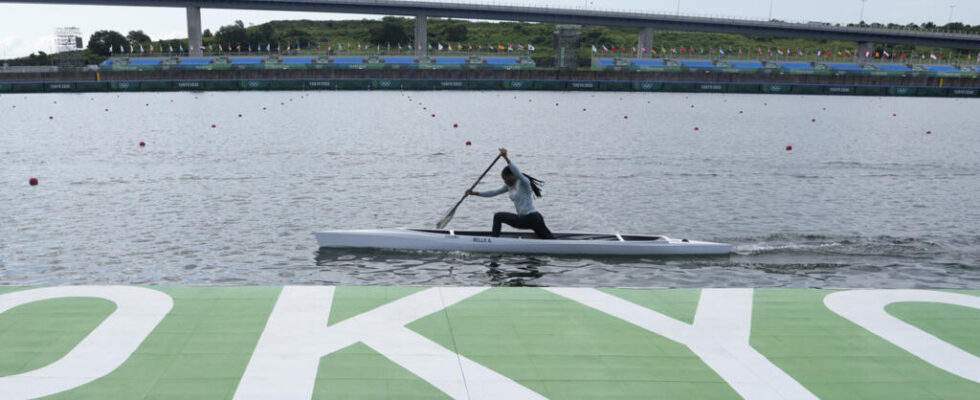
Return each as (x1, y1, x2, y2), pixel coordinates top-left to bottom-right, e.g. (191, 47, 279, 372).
(2, 91, 979, 288)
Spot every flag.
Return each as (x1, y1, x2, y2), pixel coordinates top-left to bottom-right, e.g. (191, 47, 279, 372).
(738, 48, 743, 56)
(498, 44, 505, 51)
(528, 44, 535, 51)
(427, 43, 432, 50)
(651, 47, 657, 55)
(168, 45, 173, 53)
(930, 52, 937, 60)
(199, 44, 205, 51)
(631, 47, 636, 54)
(149, 44, 154, 52)
(129, 44, 134, 53)
(865, 50, 871, 58)
(407, 44, 412, 50)
(517, 44, 524, 51)
(641, 47, 646, 54)
(109, 45, 113, 53)
(817, 50, 822, 57)
(277, 43, 281, 52)
(438, 43, 443, 51)
(140, 44, 144, 53)
(882, 50, 890, 58)
(287, 43, 291, 51)
(719, 48, 725, 55)
(468, 44, 473, 51)
(670, 47, 677, 54)
(777, 49, 784, 55)
(248, 43, 252, 52)
(601, 45, 608, 53)
(797, 49, 803, 56)
(620, 45, 626, 54)
(508, 44, 514, 51)
(338, 43, 343, 52)
(758, 48, 763, 56)
(661, 46, 666, 54)
(448, 43, 453, 51)
(679, 46, 685, 53)
(179, 44, 183, 53)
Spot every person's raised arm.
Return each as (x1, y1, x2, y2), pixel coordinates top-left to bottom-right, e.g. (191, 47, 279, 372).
(499, 147, 530, 186)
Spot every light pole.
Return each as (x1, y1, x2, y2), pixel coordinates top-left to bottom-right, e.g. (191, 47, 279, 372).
(860, 0, 868, 24)
(769, 0, 774, 21)
(676, 0, 681, 15)
(948, 5, 956, 24)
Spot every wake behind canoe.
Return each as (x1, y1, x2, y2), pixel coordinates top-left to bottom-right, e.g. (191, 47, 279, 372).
(315, 228, 732, 256)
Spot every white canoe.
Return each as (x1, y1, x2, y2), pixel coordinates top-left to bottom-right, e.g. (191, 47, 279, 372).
(315, 228, 731, 256)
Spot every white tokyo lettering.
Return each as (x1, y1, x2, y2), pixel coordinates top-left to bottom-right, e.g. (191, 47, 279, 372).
(824, 289, 980, 383)
(234, 286, 546, 400)
(546, 288, 818, 400)
(0, 286, 173, 399)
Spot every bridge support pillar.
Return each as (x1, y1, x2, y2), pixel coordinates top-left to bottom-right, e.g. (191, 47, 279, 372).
(186, 7, 203, 57)
(638, 28, 654, 58)
(856, 41, 874, 61)
(414, 15, 428, 57)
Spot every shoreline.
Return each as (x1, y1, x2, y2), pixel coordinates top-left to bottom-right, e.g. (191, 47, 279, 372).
(2, 69, 978, 96)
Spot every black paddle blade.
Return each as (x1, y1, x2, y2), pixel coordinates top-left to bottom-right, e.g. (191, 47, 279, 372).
(436, 208, 456, 229)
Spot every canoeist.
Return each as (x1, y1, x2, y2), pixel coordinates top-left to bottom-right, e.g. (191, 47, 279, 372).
(466, 148, 554, 239)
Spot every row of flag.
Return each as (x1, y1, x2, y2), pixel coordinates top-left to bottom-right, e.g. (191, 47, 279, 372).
(591, 44, 980, 61)
(110, 42, 536, 54)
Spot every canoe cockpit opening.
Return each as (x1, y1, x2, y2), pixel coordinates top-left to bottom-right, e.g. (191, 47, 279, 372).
(409, 229, 664, 241)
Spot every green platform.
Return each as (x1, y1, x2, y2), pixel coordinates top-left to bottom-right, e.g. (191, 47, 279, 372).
(0, 287, 977, 399)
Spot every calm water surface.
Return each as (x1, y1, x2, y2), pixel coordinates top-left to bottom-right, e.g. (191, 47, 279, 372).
(2, 91, 979, 288)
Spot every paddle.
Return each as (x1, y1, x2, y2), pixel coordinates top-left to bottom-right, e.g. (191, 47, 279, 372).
(436, 154, 502, 229)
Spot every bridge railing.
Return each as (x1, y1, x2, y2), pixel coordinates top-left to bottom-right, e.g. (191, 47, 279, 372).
(409, 0, 980, 38)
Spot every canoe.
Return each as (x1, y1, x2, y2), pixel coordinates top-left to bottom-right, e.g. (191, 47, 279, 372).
(315, 228, 732, 256)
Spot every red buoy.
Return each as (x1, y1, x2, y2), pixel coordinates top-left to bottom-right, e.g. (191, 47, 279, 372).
(555, 103, 559, 106)
(786, 145, 793, 151)
(822, 107, 826, 111)
(690, 105, 695, 108)
(624, 115, 629, 119)
(811, 118, 816, 122)
(29, 177, 38, 186)
(465, 140, 472, 146)
(453, 123, 458, 128)
(238, 114, 243, 118)
(105, 109, 109, 112)
(694, 127, 700, 131)
(582, 108, 587, 111)
(431, 114, 436, 118)
(927, 130, 932, 134)
(739, 110, 743, 114)
(211, 124, 216, 128)
(48, 116, 53, 120)
(139, 141, 146, 147)
(145, 103, 149, 107)
(423, 107, 427, 110)
(892, 113, 897, 117)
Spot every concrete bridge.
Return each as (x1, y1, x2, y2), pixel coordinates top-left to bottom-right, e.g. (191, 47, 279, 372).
(5, 0, 980, 57)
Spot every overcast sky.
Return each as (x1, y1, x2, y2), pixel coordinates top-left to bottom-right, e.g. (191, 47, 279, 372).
(1, 0, 975, 59)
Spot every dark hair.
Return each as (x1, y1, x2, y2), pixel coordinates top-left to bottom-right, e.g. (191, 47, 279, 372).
(502, 166, 543, 198)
